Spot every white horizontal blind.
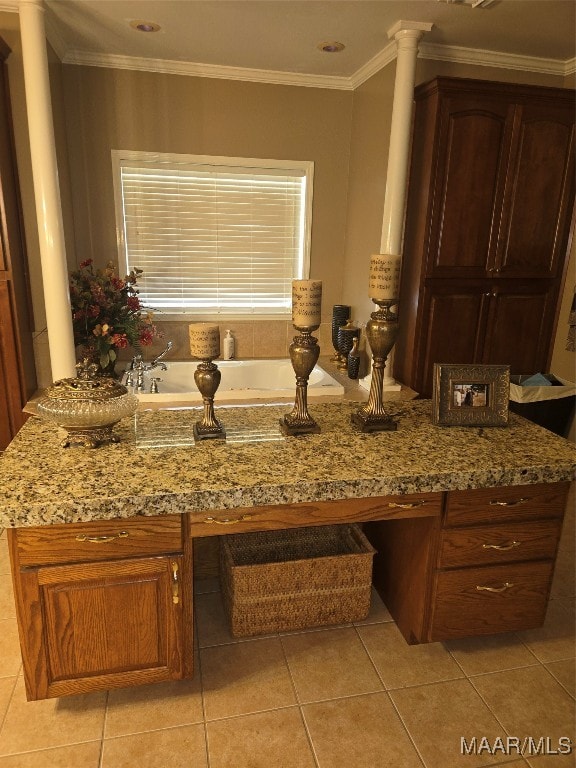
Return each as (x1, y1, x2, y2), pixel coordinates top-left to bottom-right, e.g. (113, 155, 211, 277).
(114, 154, 311, 314)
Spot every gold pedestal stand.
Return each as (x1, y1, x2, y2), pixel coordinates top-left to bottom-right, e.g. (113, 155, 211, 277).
(280, 325, 321, 436)
(193, 359, 226, 441)
(352, 299, 399, 432)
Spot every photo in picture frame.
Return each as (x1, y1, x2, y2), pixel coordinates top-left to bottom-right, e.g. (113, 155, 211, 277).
(432, 364, 510, 427)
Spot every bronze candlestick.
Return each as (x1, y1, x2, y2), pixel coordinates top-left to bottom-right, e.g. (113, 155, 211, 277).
(352, 299, 399, 432)
(280, 324, 321, 436)
(193, 358, 226, 441)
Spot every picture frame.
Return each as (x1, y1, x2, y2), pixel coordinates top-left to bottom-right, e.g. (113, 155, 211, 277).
(432, 364, 510, 427)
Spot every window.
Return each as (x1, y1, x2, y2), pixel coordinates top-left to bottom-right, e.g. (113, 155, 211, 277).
(112, 151, 313, 316)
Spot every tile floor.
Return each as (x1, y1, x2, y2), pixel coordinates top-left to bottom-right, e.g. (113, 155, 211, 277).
(0, 488, 573, 768)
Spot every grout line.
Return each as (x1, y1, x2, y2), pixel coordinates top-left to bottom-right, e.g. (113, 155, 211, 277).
(97, 690, 109, 767)
(354, 624, 428, 768)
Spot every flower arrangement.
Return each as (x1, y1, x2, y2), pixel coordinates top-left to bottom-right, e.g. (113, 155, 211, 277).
(69, 259, 159, 374)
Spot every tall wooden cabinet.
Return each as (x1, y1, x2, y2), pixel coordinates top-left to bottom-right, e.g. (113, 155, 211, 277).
(394, 77, 575, 397)
(0, 38, 36, 450)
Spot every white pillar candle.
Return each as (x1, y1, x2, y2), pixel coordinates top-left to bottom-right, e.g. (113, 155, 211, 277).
(189, 323, 220, 359)
(369, 254, 401, 301)
(292, 280, 322, 328)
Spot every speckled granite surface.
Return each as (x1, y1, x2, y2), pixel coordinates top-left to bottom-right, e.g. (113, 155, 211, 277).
(0, 400, 574, 527)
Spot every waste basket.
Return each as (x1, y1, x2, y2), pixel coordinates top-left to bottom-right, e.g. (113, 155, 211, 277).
(509, 374, 576, 437)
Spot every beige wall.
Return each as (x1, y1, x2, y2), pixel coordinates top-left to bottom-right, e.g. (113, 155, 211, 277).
(61, 66, 353, 310)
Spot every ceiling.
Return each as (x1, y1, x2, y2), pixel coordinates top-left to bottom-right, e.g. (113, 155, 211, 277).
(9, 1, 576, 87)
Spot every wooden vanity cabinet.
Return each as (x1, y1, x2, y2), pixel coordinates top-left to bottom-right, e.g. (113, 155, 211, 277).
(428, 482, 569, 641)
(394, 77, 576, 397)
(366, 481, 569, 644)
(8, 516, 194, 701)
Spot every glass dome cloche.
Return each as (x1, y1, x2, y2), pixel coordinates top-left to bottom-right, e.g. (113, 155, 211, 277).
(36, 359, 138, 448)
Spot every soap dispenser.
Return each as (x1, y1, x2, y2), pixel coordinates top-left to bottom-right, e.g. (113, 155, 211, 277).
(223, 329, 235, 360)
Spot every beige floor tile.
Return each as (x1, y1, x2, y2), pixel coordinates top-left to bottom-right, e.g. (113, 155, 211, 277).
(527, 748, 575, 768)
(352, 586, 394, 625)
(281, 626, 383, 703)
(101, 724, 207, 768)
(391, 678, 516, 768)
(358, 621, 464, 689)
(105, 677, 204, 738)
(545, 658, 575, 697)
(0, 678, 16, 724)
(201, 636, 296, 720)
(0, 578, 15, 621)
(549, 549, 576, 599)
(0, 619, 22, 678)
(195, 590, 250, 648)
(207, 707, 315, 768)
(471, 665, 575, 767)
(303, 691, 423, 768)
(0, 742, 102, 768)
(0, 677, 106, 755)
(516, 597, 575, 663)
(445, 632, 539, 676)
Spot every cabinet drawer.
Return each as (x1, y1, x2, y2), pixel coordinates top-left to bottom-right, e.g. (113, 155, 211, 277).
(429, 560, 554, 641)
(189, 493, 443, 538)
(15, 515, 184, 567)
(444, 482, 569, 527)
(438, 518, 563, 569)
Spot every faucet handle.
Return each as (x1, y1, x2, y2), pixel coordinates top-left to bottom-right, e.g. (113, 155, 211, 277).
(150, 377, 161, 394)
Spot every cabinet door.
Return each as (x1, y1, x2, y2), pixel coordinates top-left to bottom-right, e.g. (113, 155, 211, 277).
(415, 283, 491, 397)
(0, 280, 27, 448)
(495, 102, 575, 278)
(16, 554, 192, 700)
(425, 94, 513, 279)
(482, 283, 558, 374)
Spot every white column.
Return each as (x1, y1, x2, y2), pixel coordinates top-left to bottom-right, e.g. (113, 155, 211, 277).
(380, 21, 432, 256)
(19, 0, 76, 381)
(380, 20, 431, 387)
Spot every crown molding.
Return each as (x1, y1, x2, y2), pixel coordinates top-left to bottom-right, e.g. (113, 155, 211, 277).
(349, 40, 398, 89)
(1, 0, 572, 87)
(61, 50, 357, 90)
(419, 41, 572, 77)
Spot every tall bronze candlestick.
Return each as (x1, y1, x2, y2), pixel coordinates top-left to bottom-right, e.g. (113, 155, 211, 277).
(281, 279, 322, 436)
(352, 297, 400, 432)
(193, 359, 226, 441)
(280, 324, 321, 435)
(189, 323, 225, 441)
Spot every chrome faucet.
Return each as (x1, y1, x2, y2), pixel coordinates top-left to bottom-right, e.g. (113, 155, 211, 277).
(148, 340, 173, 371)
(124, 341, 173, 389)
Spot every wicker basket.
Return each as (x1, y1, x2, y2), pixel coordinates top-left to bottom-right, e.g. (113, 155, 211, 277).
(219, 524, 376, 637)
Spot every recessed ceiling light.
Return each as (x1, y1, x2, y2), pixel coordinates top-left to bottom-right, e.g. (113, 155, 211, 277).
(129, 20, 161, 33)
(317, 41, 345, 53)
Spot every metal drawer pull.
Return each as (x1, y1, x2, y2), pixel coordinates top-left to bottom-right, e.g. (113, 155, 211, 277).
(171, 561, 179, 604)
(482, 540, 521, 551)
(203, 515, 253, 525)
(75, 531, 129, 543)
(489, 497, 529, 507)
(387, 500, 426, 509)
(476, 582, 514, 593)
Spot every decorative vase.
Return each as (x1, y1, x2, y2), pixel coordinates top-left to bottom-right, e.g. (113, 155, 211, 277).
(37, 359, 138, 447)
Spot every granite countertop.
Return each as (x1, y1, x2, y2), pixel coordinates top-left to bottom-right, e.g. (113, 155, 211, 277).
(0, 400, 574, 528)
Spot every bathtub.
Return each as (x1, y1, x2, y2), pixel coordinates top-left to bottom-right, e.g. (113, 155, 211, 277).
(135, 359, 344, 403)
